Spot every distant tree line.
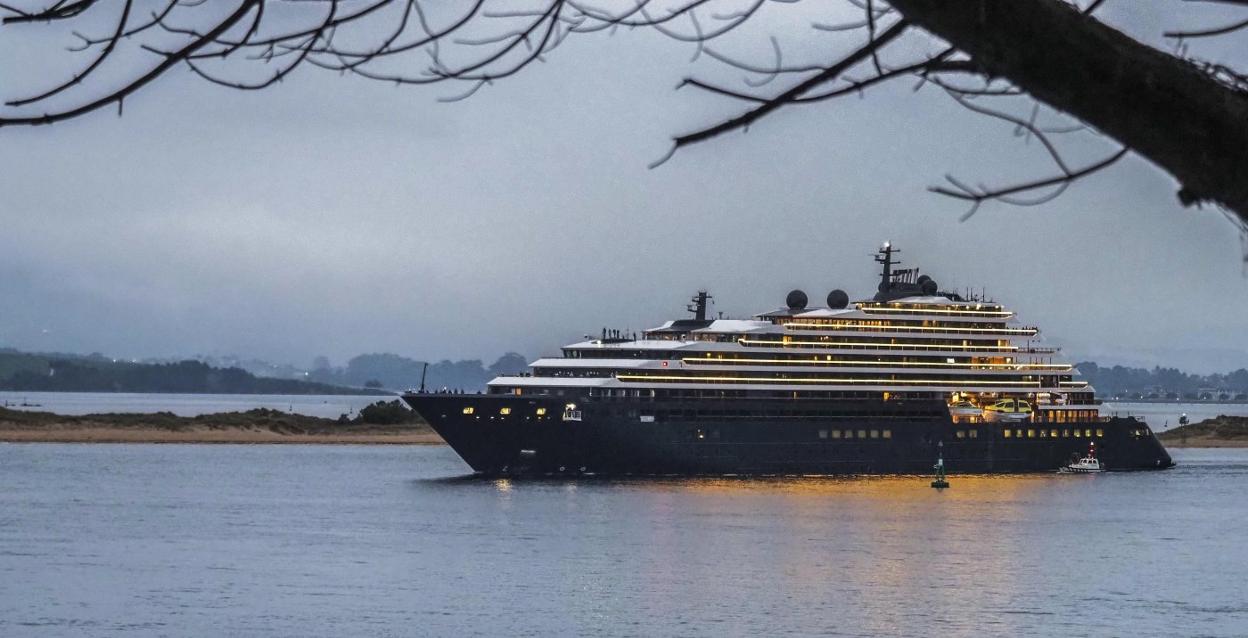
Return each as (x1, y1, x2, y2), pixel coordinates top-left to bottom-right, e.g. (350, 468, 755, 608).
(308, 352, 529, 393)
(18, 346, 1244, 400)
(1077, 362, 1248, 401)
(0, 348, 529, 394)
(0, 350, 380, 395)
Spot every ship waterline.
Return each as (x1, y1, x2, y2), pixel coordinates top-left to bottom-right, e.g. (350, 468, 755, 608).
(405, 244, 1173, 476)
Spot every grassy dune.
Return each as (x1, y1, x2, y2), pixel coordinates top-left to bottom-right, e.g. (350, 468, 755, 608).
(1159, 415, 1248, 448)
(0, 404, 442, 444)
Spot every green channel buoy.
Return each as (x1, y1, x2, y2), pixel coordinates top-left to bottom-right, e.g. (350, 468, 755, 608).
(931, 441, 950, 489)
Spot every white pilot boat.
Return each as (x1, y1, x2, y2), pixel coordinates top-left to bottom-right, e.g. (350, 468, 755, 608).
(1060, 443, 1105, 473)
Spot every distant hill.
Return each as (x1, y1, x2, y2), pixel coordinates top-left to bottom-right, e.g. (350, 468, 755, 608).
(0, 349, 384, 395)
(307, 352, 528, 392)
(1075, 361, 1248, 401)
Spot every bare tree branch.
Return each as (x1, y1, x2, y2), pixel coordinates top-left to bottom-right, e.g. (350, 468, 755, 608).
(1, 0, 98, 24)
(0, 0, 261, 127)
(660, 19, 910, 160)
(0, 0, 1244, 231)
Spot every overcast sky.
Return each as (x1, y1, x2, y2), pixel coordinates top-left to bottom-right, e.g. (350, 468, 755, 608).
(1, 1, 1246, 372)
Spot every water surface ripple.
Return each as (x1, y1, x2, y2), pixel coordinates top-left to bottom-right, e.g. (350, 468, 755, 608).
(1, 445, 1243, 637)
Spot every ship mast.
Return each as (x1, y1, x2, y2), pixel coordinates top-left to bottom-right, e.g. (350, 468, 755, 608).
(875, 241, 898, 292)
(687, 290, 712, 321)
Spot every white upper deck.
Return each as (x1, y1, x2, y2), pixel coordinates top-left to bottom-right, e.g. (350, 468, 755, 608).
(486, 244, 1090, 402)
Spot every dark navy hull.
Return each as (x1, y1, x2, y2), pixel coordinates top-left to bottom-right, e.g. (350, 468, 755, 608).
(403, 393, 1174, 476)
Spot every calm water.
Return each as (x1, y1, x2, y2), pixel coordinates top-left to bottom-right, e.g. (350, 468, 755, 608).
(1, 445, 1245, 637)
(0, 392, 393, 419)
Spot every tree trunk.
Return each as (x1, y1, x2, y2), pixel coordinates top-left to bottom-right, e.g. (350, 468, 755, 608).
(887, 0, 1248, 221)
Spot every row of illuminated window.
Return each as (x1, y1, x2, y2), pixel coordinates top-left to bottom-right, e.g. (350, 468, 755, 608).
(782, 317, 1013, 330)
(690, 353, 1011, 364)
(462, 406, 548, 416)
(1004, 427, 1103, 439)
(562, 340, 1050, 356)
(779, 321, 1038, 337)
(614, 373, 1047, 387)
(505, 386, 952, 401)
(680, 355, 1070, 371)
(857, 304, 1010, 317)
(532, 367, 1073, 385)
(742, 337, 1020, 351)
(817, 428, 892, 440)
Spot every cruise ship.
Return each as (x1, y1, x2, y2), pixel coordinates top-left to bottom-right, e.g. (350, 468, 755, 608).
(404, 244, 1174, 476)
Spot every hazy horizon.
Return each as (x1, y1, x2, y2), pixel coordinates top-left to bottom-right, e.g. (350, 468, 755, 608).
(3, 2, 1247, 374)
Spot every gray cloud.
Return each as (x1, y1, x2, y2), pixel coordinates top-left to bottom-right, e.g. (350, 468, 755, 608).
(1, 1, 1245, 372)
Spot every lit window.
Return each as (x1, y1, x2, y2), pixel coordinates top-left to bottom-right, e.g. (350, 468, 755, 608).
(462, 407, 475, 415)
(968, 429, 977, 439)
(1015, 429, 1023, 439)
(818, 429, 828, 439)
(882, 430, 892, 439)
(500, 407, 512, 415)
(844, 430, 854, 439)
(1074, 429, 1082, 438)
(536, 408, 547, 416)
(1027, 429, 1036, 438)
(1095, 428, 1104, 438)
(1062, 429, 1070, 438)
(956, 430, 966, 439)
(1003, 429, 1012, 438)
(1039, 429, 1047, 438)
(1050, 429, 1059, 438)
(832, 430, 842, 439)
(870, 430, 879, 439)
(857, 430, 867, 439)
(1085, 429, 1093, 438)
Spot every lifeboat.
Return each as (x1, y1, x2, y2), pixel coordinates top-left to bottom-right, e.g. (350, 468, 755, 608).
(948, 400, 983, 417)
(983, 398, 1033, 421)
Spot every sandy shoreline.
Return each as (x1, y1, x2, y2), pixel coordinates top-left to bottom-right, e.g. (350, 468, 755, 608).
(1157, 438, 1248, 448)
(0, 430, 444, 444)
(0, 402, 445, 445)
(0, 424, 444, 445)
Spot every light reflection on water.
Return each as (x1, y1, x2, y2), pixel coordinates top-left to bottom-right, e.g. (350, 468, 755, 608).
(0, 445, 1244, 637)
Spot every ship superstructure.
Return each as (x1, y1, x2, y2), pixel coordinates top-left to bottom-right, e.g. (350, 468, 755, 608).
(405, 244, 1173, 476)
